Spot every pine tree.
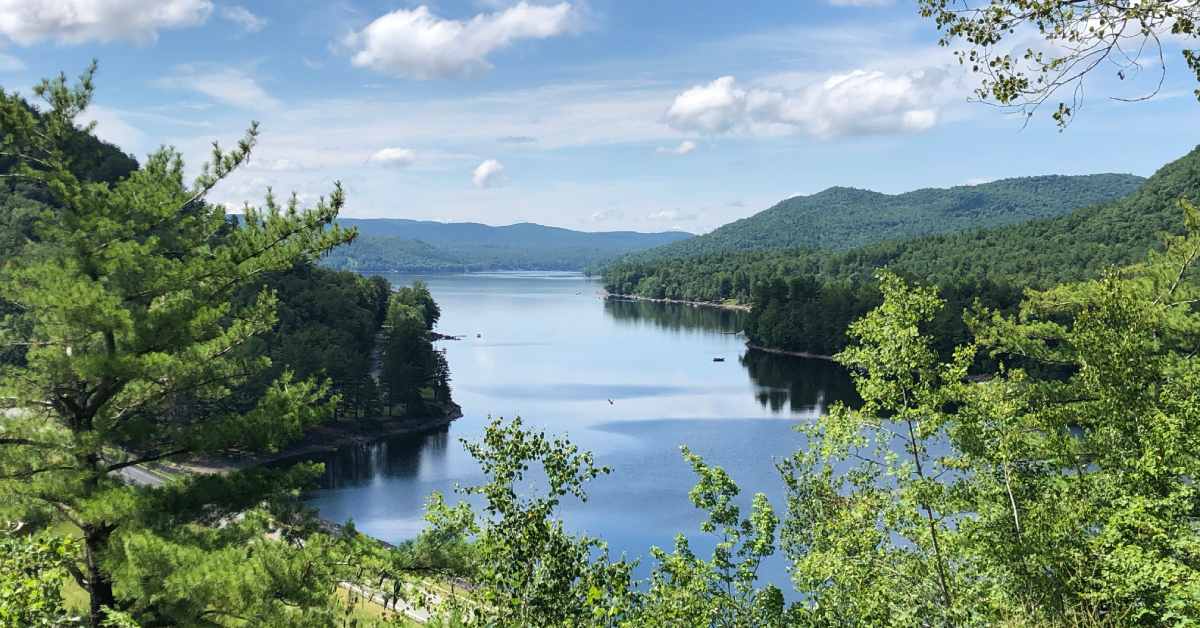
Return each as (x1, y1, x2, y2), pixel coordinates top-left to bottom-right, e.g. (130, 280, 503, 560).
(0, 65, 354, 626)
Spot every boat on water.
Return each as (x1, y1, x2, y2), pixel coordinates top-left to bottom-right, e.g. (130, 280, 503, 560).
(713, 357, 725, 362)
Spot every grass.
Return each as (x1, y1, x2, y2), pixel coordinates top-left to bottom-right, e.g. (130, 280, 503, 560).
(336, 586, 423, 626)
(47, 520, 91, 615)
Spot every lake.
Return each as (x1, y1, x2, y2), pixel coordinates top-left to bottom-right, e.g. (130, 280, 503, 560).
(305, 271, 856, 583)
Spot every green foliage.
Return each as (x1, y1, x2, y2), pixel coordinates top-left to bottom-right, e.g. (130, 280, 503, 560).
(606, 145, 1200, 357)
(424, 417, 637, 626)
(380, 283, 451, 415)
(323, 219, 692, 273)
(244, 263, 391, 419)
(393, 280, 441, 331)
(0, 66, 358, 626)
(917, 0, 1200, 126)
(780, 271, 972, 625)
(0, 530, 82, 627)
(638, 448, 785, 627)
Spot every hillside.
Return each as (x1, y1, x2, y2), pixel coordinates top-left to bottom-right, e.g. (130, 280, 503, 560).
(607, 147, 1198, 304)
(628, 173, 1144, 262)
(604, 145, 1200, 357)
(842, 147, 1200, 287)
(323, 219, 693, 272)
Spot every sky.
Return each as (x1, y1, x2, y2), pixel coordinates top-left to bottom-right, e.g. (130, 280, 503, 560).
(0, 0, 1197, 234)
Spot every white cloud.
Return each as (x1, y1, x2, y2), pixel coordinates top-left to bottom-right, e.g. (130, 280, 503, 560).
(665, 76, 746, 134)
(0, 0, 212, 45)
(218, 5, 266, 33)
(344, 2, 578, 79)
(656, 140, 697, 156)
(472, 159, 506, 188)
(965, 177, 994, 186)
(665, 70, 958, 139)
(156, 66, 279, 111)
(369, 147, 417, 168)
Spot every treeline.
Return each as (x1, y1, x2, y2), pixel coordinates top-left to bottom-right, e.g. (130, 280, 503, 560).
(379, 281, 452, 417)
(606, 145, 1200, 356)
(244, 264, 390, 419)
(0, 121, 452, 423)
(0, 72, 467, 627)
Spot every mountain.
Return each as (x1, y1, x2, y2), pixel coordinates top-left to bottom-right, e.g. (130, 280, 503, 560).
(628, 173, 1145, 262)
(842, 146, 1200, 288)
(603, 146, 1200, 357)
(606, 150, 1198, 304)
(322, 219, 693, 272)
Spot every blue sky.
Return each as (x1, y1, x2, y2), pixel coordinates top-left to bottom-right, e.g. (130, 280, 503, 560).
(0, 0, 1197, 233)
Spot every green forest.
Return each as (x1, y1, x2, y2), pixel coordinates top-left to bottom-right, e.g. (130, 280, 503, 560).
(624, 173, 1143, 262)
(605, 145, 1200, 356)
(0, 72, 457, 626)
(7, 0, 1200, 622)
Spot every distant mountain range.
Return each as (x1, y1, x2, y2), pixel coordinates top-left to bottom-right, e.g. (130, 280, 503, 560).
(625, 173, 1145, 262)
(321, 219, 693, 272)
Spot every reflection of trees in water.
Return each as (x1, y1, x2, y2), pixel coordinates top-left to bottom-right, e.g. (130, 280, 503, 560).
(603, 298, 858, 415)
(739, 349, 859, 415)
(603, 298, 747, 334)
(319, 427, 450, 488)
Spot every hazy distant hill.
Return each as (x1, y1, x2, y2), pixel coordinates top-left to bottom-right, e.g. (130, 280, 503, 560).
(629, 173, 1145, 261)
(322, 219, 693, 272)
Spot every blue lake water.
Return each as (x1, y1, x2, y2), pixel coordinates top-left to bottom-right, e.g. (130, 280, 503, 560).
(305, 271, 856, 585)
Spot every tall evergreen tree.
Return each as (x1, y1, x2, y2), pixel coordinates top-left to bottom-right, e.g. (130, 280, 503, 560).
(0, 66, 354, 625)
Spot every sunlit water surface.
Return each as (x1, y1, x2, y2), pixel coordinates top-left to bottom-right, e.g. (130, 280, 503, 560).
(305, 271, 857, 585)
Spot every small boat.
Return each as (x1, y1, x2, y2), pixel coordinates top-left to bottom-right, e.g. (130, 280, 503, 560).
(476, 333, 482, 338)
(713, 357, 725, 362)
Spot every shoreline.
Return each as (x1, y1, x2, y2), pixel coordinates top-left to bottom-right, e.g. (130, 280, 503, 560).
(745, 343, 837, 362)
(602, 292, 839, 360)
(177, 402, 464, 474)
(603, 291, 751, 312)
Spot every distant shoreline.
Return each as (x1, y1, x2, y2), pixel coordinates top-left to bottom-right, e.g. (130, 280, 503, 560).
(176, 402, 464, 474)
(603, 293, 841, 359)
(602, 292, 752, 312)
(745, 344, 836, 362)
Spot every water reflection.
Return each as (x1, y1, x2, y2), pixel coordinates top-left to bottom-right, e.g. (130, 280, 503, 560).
(602, 296, 855, 416)
(740, 349, 859, 415)
(306, 272, 862, 565)
(603, 297, 747, 334)
(320, 427, 450, 488)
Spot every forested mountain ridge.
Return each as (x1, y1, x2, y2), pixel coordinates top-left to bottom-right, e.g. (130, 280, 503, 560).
(323, 218, 693, 272)
(604, 146, 1200, 357)
(623, 172, 1144, 262)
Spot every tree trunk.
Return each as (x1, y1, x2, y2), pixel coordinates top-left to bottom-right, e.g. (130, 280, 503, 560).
(84, 524, 116, 628)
